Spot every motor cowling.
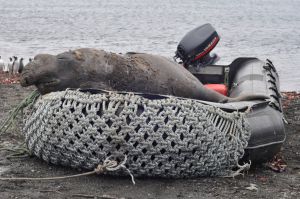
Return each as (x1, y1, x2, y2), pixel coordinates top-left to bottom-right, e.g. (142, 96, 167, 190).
(175, 23, 220, 67)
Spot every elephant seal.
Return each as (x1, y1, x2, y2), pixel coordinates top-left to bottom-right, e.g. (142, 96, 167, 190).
(20, 48, 266, 103)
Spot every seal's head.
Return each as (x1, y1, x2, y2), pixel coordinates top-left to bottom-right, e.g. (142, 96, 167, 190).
(20, 52, 81, 94)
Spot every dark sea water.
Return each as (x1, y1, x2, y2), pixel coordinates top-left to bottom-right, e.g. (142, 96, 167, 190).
(0, 0, 299, 91)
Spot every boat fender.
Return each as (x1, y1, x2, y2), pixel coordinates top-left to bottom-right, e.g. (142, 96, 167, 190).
(204, 84, 228, 96)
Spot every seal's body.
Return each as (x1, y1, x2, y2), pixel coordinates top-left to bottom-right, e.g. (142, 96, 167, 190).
(21, 48, 228, 102)
(20, 48, 265, 102)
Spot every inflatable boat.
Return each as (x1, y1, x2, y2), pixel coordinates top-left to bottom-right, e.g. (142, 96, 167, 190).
(22, 24, 285, 177)
(175, 24, 285, 164)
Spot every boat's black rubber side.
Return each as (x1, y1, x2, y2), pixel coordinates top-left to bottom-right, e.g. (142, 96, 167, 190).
(228, 58, 285, 163)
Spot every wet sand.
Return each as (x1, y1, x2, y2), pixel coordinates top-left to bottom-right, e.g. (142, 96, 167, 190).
(0, 83, 299, 199)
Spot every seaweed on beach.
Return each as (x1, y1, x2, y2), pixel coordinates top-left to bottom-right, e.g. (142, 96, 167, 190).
(0, 90, 40, 135)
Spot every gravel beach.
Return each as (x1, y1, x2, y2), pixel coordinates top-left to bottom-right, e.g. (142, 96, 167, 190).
(0, 80, 299, 199)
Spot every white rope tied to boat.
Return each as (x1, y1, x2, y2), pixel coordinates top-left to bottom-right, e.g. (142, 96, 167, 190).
(0, 155, 135, 184)
(22, 89, 251, 177)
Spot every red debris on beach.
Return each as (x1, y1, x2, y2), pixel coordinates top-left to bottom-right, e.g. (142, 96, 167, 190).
(0, 72, 20, 84)
(282, 92, 300, 108)
(266, 153, 287, 173)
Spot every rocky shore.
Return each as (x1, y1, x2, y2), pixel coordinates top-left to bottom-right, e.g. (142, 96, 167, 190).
(0, 81, 299, 199)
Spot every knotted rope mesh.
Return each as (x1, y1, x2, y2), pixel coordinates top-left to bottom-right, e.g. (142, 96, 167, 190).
(23, 90, 251, 177)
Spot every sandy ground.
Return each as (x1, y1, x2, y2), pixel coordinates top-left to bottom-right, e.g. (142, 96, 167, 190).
(0, 82, 299, 199)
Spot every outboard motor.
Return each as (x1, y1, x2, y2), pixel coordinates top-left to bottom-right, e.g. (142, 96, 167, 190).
(175, 24, 228, 96)
(175, 23, 220, 68)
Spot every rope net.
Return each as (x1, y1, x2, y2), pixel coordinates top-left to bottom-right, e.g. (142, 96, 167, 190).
(23, 89, 251, 177)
